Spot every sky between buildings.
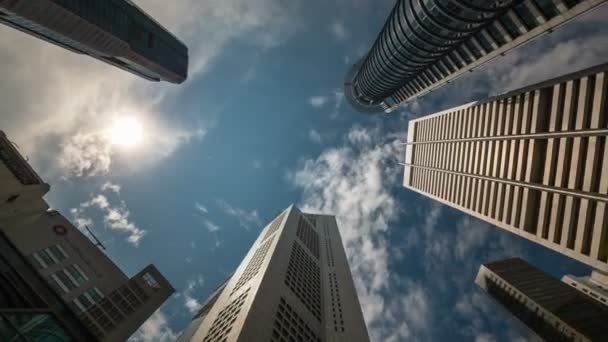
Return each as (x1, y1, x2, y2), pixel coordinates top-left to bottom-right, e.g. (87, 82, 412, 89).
(1, 1, 608, 341)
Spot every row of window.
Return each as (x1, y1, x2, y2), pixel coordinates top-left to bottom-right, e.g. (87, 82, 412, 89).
(73, 287, 104, 312)
(30, 244, 69, 269)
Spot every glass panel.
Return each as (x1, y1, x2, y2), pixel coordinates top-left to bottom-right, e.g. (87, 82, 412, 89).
(78, 294, 93, 309)
(86, 288, 103, 303)
(5, 313, 72, 342)
(55, 271, 77, 291)
(65, 265, 87, 286)
(36, 251, 55, 268)
(48, 245, 67, 262)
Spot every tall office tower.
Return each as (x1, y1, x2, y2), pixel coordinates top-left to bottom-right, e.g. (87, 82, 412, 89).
(177, 205, 370, 342)
(345, 0, 607, 113)
(475, 258, 608, 342)
(562, 271, 608, 306)
(0, 131, 175, 341)
(0, 0, 188, 83)
(402, 63, 608, 272)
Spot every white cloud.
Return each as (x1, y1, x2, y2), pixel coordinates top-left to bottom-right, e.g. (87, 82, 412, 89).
(218, 201, 262, 230)
(195, 202, 208, 214)
(308, 96, 328, 108)
(205, 220, 221, 233)
(308, 129, 323, 144)
(330, 20, 349, 41)
(129, 309, 177, 342)
(71, 184, 147, 246)
(289, 125, 408, 340)
(474, 333, 498, 342)
(0, 0, 303, 179)
(101, 182, 121, 194)
(183, 274, 206, 314)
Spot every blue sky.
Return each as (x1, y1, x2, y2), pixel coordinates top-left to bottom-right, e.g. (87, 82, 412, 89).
(2, 1, 608, 341)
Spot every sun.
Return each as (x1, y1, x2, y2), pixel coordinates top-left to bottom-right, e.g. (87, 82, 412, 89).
(108, 116, 144, 147)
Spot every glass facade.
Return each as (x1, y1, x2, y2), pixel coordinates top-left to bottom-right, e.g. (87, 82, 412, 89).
(351, 0, 518, 107)
(346, 0, 596, 113)
(0, 0, 188, 83)
(0, 313, 73, 342)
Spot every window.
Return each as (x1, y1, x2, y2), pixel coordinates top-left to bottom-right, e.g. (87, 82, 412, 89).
(75, 288, 103, 312)
(65, 264, 88, 285)
(50, 274, 70, 294)
(86, 287, 104, 302)
(143, 272, 160, 289)
(48, 245, 68, 261)
(33, 250, 55, 269)
(55, 270, 77, 291)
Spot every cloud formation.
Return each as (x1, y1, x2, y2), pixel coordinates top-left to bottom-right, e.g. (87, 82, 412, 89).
(70, 183, 146, 246)
(308, 96, 328, 108)
(308, 129, 323, 144)
(330, 20, 349, 41)
(218, 201, 262, 230)
(129, 309, 178, 342)
(0, 0, 300, 180)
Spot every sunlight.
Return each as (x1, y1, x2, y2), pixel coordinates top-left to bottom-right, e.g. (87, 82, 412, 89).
(108, 116, 144, 147)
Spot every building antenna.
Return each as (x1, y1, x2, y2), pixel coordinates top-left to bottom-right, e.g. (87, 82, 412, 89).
(85, 225, 106, 250)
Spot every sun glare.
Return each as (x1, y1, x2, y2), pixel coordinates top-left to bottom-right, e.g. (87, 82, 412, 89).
(108, 116, 144, 147)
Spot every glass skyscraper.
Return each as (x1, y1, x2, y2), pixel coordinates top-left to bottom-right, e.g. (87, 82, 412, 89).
(345, 0, 607, 113)
(0, 0, 188, 83)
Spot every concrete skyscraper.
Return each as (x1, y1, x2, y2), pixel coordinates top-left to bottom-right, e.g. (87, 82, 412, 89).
(345, 0, 607, 113)
(0, 130, 175, 341)
(0, 0, 188, 83)
(177, 206, 370, 342)
(402, 63, 608, 273)
(475, 258, 608, 342)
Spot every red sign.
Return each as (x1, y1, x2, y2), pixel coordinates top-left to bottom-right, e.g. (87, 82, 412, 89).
(53, 225, 67, 236)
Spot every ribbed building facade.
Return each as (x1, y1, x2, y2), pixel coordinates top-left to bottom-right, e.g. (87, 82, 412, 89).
(345, 0, 607, 113)
(403, 63, 608, 272)
(476, 258, 608, 342)
(177, 206, 370, 342)
(0, 0, 188, 83)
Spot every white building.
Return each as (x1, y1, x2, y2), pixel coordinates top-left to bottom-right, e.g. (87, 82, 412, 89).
(178, 205, 370, 342)
(403, 63, 608, 273)
(562, 270, 608, 306)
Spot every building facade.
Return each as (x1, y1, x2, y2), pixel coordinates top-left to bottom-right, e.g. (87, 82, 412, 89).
(562, 270, 608, 306)
(403, 63, 608, 272)
(0, 131, 175, 341)
(345, 0, 607, 113)
(0, 131, 49, 227)
(178, 205, 370, 342)
(0, 228, 97, 341)
(2, 210, 175, 342)
(0, 0, 188, 83)
(476, 258, 608, 342)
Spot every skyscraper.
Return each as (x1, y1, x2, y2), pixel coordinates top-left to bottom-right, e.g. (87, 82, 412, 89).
(475, 258, 608, 342)
(0, 0, 188, 83)
(345, 0, 607, 113)
(3, 211, 175, 341)
(562, 270, 608, 306)
(177, 205, 370, 342)
(0, 130, 175, 341)
(0, 228, 97, 341)
(402, 63, 608, 272)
